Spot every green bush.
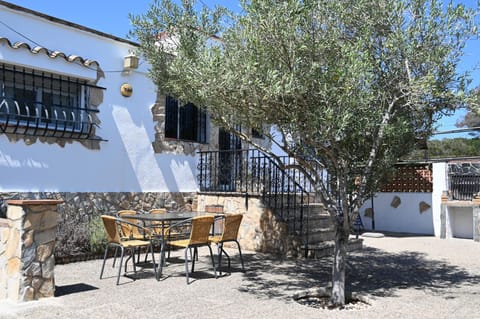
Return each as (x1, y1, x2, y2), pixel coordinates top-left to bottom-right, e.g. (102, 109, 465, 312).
(88, 215, 107, 255)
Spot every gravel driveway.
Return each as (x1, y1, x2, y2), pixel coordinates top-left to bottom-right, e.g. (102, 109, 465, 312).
(1, 233, 480, 319)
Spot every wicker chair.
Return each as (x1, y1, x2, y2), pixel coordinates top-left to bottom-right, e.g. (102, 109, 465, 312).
(148, 208, 169, 236)
(116, 210, 152, 263)
(164, 215, 217, 284)
(148, 208, 184, 260)
(117, 210, 150, 240)
(209, 214, 245, 273)
(99, 215, 156, 285)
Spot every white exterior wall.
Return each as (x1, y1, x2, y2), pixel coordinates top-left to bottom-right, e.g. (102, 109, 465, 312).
(0, 5, 198, 193)
(447, 207, 474, 239)
(360, 192, 434, 235)
(432, 162, 447, 237)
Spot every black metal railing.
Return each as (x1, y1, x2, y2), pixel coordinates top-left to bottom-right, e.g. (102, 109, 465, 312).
(197, 149, 314, 245)
(449, 174, 480, 200)
(0, 97, 103, 141)
(448, 162, 480, 201)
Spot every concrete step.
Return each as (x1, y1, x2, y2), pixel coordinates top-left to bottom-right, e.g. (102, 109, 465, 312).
(303, 228, 336, 243)
(303, 238, 364, 259)
(306, 215, 333, 229)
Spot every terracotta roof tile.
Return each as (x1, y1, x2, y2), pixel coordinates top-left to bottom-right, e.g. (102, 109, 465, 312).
(0, 36, 100, 68)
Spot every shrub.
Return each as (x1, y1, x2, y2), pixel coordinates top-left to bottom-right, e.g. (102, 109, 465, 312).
(88, 215, 107, 255)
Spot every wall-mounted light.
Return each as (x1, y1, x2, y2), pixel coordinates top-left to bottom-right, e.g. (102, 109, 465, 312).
(123, 54, 139, 70)
(120, 83, 133, 97)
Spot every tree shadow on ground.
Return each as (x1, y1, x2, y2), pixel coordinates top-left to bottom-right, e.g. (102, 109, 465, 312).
(237, 246, 480, 301)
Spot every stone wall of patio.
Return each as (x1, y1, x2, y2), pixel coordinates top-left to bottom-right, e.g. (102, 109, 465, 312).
(0, 192, 197, 261)
(198, 193, 301, 256)
(1, 191, 299, 275)
(0, 200, 62, 301)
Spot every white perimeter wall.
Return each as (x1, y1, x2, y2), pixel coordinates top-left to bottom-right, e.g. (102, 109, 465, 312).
(0, 6, 198, 193)
(358, 163, 447, 236)
(360, 192, 434, 235)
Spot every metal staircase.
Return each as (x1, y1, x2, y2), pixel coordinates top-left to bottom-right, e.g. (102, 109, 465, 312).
(198, 149, 356, 257)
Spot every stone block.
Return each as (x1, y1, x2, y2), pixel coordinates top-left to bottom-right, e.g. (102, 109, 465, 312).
(36, 242, 55, 263)
(5, 228, 20, 259)
(419, 201, 431, 213)
(21, 275, 32, 288)
(23, 229, 34, 248)
(1, 227, 11, 244)
(32, 277, 43, 291)
(24, 210, 58, 232)
(42, 255, 55, 279)
(39, 278, 55, 298)
(24, 262, 42, 277)
(28, 204, 53, 214)
(21, 244, 36, 270)
(34, 228, 56, 246)
(6, 206, 24, 221)
(7, 277, 20, 301)
(364, 208, 373, 218)
(21, 286, 35, 302)
(6, 257, 20, 276)
(391, 196, 401, 208)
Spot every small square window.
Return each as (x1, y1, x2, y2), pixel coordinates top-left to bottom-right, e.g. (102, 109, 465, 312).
(165, 96, 207, 143)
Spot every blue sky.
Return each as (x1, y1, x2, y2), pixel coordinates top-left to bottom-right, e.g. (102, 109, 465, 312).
(4, 0, 479, 137)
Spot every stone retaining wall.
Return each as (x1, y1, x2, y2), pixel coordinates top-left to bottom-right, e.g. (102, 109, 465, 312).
(198, 193, 301, 256)
(0, 192, 196, 260)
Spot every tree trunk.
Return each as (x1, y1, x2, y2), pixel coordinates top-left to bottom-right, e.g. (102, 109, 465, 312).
(331, 222, 349, 306)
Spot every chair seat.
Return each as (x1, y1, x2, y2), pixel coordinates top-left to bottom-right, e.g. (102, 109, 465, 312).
(169, 238, 212, 248)
(122, 239, 153, 248)
(208, 235, 222, 243)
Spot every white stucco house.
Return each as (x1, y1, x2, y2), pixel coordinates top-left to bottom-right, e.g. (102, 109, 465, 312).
(0, 1, 209, 195)
(0, 1, 266, 256)
(0, 0, 477, 263)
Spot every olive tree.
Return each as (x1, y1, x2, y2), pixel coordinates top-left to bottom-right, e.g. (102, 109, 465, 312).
(130, 0, 478, 306)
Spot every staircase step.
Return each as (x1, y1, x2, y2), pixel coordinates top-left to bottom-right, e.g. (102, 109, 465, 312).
(303, 238, 363, 259)
(307, 216, 333, 229)
(304, 228, 336, 242)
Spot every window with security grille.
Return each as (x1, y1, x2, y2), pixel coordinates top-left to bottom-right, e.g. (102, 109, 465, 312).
(0, 63, 98, 140)
(165, 96, 207, 143)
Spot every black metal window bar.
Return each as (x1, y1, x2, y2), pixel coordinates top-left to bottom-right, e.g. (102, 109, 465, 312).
(165, 96, 207, 143)
(0, 63, 103, 141)
(448, 162, 480, 200)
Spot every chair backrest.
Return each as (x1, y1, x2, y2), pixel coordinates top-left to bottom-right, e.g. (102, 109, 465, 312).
(189, 215, 214, 245)
(117, 210, 141, 238)
(221, 214, 243, 242)
(101, 215, 121, 244)
(149, 208, 167, 215)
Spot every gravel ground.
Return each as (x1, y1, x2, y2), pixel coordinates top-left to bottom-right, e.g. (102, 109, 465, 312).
(1, 234, 480, 319)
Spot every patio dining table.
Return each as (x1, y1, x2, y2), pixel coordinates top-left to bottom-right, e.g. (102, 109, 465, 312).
(120, 211, 219, 279)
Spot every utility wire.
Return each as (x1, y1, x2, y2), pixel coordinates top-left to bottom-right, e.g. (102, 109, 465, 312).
(0, 19, 143, 74)
(433, 127, 480, 135)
